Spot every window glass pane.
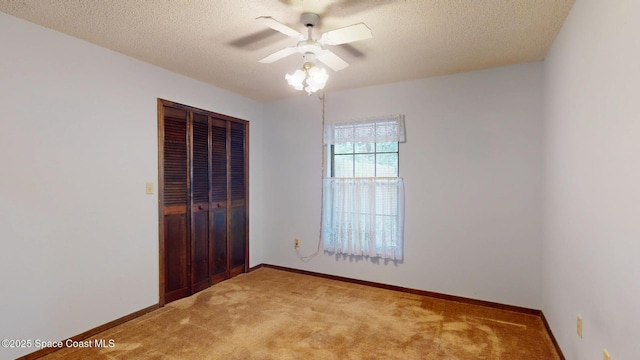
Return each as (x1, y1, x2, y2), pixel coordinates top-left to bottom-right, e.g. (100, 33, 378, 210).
(376, 142, 398, 152)
(329, 139, 398, 178)
(354, 142, 375, 153)
(354, 154, 375, 177)
(333, 155, 353, 177)
(376, 153, 398, 177)
(334, 142, 353, 154)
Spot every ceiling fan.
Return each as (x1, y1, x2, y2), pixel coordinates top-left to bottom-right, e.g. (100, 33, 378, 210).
(257, 13, 373, 94)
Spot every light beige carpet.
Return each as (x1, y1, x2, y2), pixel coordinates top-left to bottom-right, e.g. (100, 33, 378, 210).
(40, 268, 560, 359)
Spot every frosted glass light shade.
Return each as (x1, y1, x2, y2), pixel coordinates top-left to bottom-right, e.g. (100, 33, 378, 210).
(305, 66, 328, 94)
(285, 69, 305, 91)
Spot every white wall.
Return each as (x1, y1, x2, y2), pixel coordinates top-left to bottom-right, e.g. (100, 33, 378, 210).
(542, 1, 640, 359)
(13, 2, 640, 358)
(263, 62, 544, 309)
(0, 12, 264, 359)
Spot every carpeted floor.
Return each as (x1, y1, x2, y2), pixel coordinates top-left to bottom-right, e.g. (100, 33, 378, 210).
(39, 268, 560, 359)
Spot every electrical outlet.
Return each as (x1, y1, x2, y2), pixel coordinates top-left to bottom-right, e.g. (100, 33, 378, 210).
(603, 349, 611, 360)
(577, 315, 583, 338)
(145, 182, 154, 195)
(294, 238, 300, 248)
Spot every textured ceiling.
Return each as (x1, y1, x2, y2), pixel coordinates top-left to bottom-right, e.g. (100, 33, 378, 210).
(0, 0, 575, 102)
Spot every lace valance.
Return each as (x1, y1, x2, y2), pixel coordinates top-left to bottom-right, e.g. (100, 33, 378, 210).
(323, 114, 406, 145)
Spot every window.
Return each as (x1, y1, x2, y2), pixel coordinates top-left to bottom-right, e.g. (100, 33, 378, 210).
(331, 141, 399, 178)
(322, 115, 405, 260)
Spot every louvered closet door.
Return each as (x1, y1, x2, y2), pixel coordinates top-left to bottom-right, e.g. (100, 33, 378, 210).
(190, 113, 210, 293)
(229, 121, 246, 276)
(210, 118, 228, 283)
(159, 99, 248, 305)
(162, 106, 190, 303)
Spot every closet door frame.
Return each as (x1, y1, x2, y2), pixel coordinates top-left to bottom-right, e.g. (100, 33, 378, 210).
(157, 98, 249, 307)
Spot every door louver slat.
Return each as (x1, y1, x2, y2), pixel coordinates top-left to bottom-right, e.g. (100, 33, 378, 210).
(191, 114, 209, 203)
(163, 115, 187, 206)
(230, 123, 245, 200)
(211, 124, 227, 201)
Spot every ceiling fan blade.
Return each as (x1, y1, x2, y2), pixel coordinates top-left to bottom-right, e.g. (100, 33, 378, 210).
(319, 23, 372, 45)
(256, 16, 304, 40)
(259, 46, 298, 63)
(316, 50, 349, 71)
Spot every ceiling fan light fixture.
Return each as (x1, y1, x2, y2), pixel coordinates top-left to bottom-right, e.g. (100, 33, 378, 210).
(286, 64, 328, 95)
(258, 12, 372, 96)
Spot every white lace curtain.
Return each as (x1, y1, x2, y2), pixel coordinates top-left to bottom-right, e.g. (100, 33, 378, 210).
(322, 177, 405, 260)
(322, 115, 406, 260)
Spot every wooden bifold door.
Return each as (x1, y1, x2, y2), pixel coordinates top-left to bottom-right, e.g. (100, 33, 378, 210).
(158, 99, 248, 305)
